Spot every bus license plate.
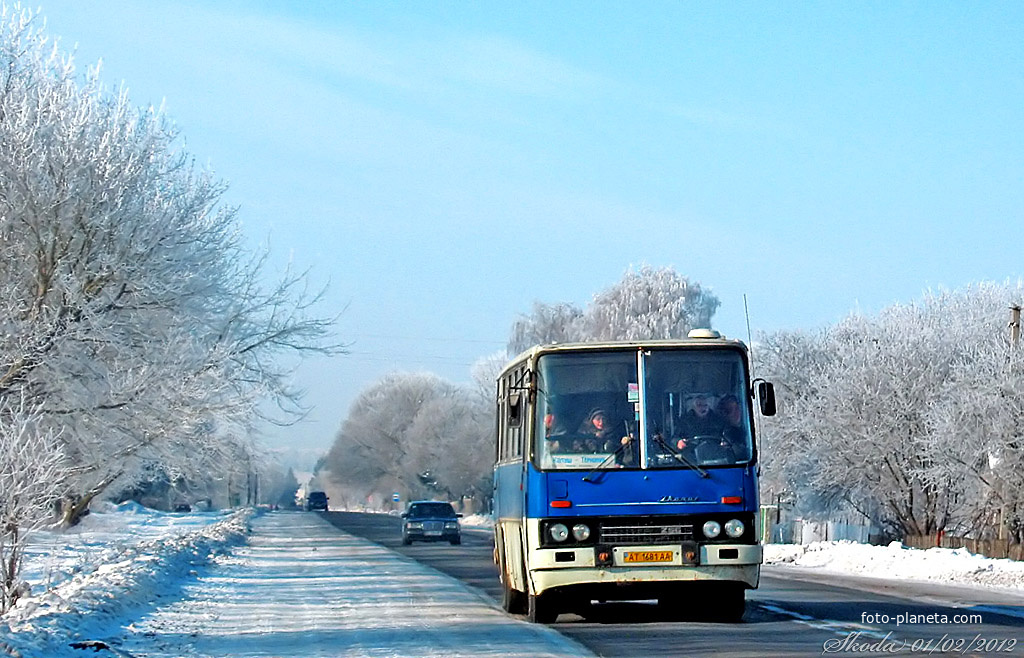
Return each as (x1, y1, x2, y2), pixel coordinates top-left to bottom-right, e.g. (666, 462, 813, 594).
(623, 550, 674, 563)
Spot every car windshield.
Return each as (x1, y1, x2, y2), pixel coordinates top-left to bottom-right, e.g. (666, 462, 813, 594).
(534, 347, 754, 470)
(408, 503, 456, 518)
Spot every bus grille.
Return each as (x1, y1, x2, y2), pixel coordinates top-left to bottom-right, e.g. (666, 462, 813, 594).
(599, 520, 695, 545)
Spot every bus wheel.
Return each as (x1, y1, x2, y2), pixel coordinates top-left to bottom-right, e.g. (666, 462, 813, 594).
(527, 591, 559, 624)
(497, 547, 526, 614)
(500, 565, 526, 614)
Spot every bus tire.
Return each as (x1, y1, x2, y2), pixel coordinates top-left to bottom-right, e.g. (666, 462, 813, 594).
(501, 570, 526, 614)
(498, 553, 526, 614)
(527, 591, 558, 624)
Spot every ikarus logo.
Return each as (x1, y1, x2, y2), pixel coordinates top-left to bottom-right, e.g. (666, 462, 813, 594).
(658, 495, 699, 503)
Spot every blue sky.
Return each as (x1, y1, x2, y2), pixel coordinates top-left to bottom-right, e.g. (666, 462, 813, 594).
(34, 1, 1024, 455)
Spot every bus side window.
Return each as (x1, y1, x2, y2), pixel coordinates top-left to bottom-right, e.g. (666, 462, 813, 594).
(499, 376, 513, 462)
(512, 366, 527, 458)
(499, 371, 525, 461)
(508, 393, 522, 428)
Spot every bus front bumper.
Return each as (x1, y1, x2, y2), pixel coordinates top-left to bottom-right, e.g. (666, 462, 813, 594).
(528, 543, 761, 594)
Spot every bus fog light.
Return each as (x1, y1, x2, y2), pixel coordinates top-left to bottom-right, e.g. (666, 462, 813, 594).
(549, 523, 569, 542)
(702, 520, 721, 539)
(572, 523, 591, 541)
(724, 519, 745, 538)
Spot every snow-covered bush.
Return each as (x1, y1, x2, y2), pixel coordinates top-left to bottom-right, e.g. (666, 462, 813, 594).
(0, 397, 68, 613)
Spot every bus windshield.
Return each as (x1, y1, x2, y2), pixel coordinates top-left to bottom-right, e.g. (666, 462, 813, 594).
(534, 348, 754, 470)
(643, 348, 754, 468)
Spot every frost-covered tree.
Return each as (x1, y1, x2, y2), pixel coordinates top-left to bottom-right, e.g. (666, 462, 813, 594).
(507, 302, 585, 356)
(470, 351, 506, 402)
(325, 373, 453, 500)
(918, 284, 1024, 541)
(405, 394, 493, 506)
(507, 265, 720, 355)
(0, 396, 68, 613)
(583, 265, 719, 341)
(758, 283, 1024, 540)
(0, 5, 337, 526)
(262, 466, 301, 509)
(324, 372, 493, 509)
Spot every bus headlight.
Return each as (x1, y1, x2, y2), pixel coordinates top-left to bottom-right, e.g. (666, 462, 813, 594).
(549, 523, 569, 542)
(572, 523, 591, 541)
(724, 519, 745, 538)
(702, 520, 722, 539)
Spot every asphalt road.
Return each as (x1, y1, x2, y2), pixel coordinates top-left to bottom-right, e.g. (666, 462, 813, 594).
(321, 511, 1024, 657)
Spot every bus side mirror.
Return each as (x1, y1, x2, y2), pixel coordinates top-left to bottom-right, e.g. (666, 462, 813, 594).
(757, 381, 776, 417)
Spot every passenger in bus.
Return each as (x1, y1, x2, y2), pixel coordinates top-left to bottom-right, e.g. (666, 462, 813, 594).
(574, 408, 618, 452)
(717, 394, 745, 444)
(709, 394, 746, 460)
(543, 411, 570, 452)
(676, 395, 723, 449)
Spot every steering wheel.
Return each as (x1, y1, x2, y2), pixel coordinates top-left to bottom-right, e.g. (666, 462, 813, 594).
(683, 434, 721, 447)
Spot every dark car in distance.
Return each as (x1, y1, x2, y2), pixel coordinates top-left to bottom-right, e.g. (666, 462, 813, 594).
(401, 501, 461, 545)
(304, 491, 329, 511)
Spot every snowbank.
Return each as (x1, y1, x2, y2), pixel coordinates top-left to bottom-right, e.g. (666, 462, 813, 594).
(460, 513, 495, 528)
(19, 501, 236, 596)
(764, 540, 1024, 590)
(1, 507, 254, 657)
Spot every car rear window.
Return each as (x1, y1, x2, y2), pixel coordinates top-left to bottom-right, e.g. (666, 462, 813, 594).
(409, 503, 456, 518)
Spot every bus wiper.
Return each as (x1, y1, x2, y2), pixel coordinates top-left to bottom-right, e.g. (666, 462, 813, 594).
(581, 438, 631, 484)
(651, 433, 709, 478)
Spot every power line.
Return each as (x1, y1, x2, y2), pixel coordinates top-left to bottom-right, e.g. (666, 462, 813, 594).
(345, 332, 505, 346)
(343, 351, 479, 367)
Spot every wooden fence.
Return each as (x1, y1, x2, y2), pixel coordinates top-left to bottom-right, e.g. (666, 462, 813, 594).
(903, 534, 1024, 561)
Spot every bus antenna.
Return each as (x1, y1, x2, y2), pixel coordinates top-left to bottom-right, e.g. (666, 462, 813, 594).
(744, 294, 754, 356)
(744, 294, 763, 476)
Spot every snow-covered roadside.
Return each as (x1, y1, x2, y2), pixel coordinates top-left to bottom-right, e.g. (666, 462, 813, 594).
(118, 512, 594, 658)
(1, 507, 253, 658)
(19, 501, 237, 596)
(764, 540, 1024, 591)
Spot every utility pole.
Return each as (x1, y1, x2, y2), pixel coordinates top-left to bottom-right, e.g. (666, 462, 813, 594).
(1000, 305, 1021, 543)
(1011, 305, 1021, 348)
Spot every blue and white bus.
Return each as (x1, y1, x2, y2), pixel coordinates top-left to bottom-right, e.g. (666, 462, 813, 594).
(492, 330, 776, 623)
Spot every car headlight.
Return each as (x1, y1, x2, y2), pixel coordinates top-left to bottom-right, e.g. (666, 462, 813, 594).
(407, 522, 423, 529)
(572, 523, 591, 541)
(445, 522, 458, 529)
(724, 519, 745, 538)
(549, 523, 569, 542)
(702, 520, 721, 539)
